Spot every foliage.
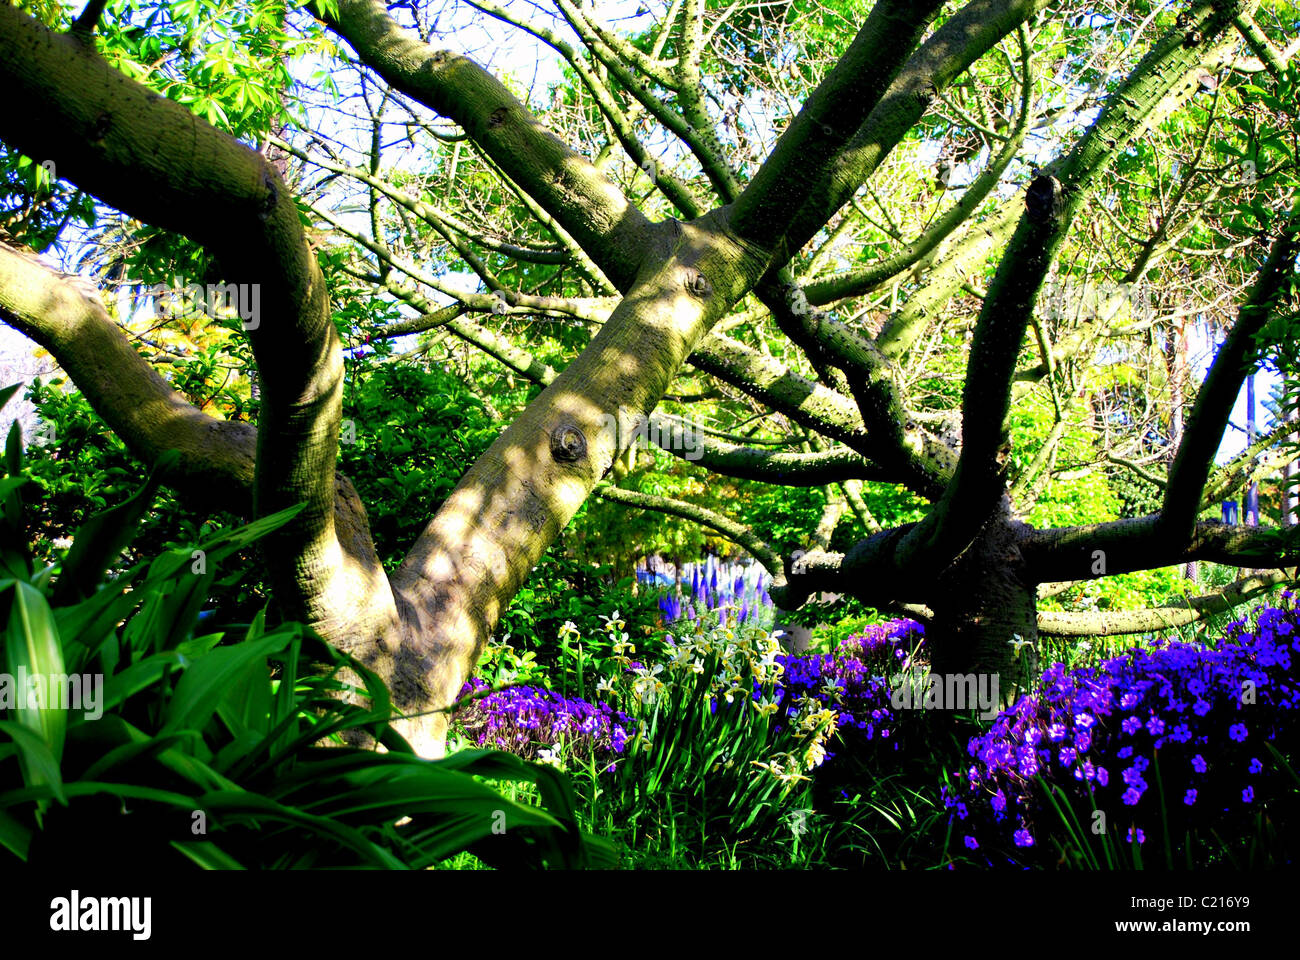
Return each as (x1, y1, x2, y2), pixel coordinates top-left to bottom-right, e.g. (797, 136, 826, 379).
(338, 360, 500, 569)
(0, 389, 609, 868)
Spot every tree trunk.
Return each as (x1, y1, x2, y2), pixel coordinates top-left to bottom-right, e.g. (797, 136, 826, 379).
(1168, 315, 1198, 581)
(925, 498, 1038, 705)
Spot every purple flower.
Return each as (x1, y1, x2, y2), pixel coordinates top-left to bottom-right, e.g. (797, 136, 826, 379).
(1229, 723, 1248, 743)
(1184, 789, 1197, 806)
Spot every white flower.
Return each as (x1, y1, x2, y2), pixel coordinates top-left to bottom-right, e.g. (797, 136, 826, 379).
(536, 744, 565, 769)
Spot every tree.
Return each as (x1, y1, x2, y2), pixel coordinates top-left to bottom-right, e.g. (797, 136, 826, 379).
(1, 0, 1297, 754)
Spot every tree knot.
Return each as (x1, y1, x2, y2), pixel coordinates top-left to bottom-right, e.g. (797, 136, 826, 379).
(89, 112, 112, 142)
(550, 423, 587, 463)
(684, 269, 713, 299)
(1025, 174, 1063, 223)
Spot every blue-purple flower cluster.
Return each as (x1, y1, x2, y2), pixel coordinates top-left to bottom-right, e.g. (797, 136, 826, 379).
(769, 619, 927, 758)
(453, 678, 633, 772)
(947, 595, 1300, 863)
(657, 557, 773, 626)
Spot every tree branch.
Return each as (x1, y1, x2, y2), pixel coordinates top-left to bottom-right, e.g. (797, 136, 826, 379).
(761, 0, 1051, 275)
(595, 484, 785, 578)
(1161, 210, 1300, 540)
(728, 0, 945, 253)
(896, 0, 1251, 575)
(0, 242, 255, 511)
(0, 3, 390, 649)
(1021, 516, 1300, 584)
(1037, 571, 1293, 637)
(316, 0, 658, 292)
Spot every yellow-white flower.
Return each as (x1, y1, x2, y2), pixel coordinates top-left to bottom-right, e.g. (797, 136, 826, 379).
(536, 744, 564, 769)
(777, 768, 811, 787)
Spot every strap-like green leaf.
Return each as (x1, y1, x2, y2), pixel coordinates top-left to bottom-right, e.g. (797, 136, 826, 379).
(163, 632, 293, 734)
(2, 582, 67, 768)
(0, 720, 64, 805)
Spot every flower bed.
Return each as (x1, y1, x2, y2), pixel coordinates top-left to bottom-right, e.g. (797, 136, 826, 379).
(947, 594, 1300, 865)
(772, 619, 926, 758)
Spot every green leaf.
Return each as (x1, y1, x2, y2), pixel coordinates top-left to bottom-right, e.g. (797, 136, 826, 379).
(1, 581, 67, 769)
(0, 806, 32, 861)
(170, 840, 245, 870)
(163, 631, 293, 734)
(97, 651, 184, 714)
(0, 720, 64, 805)
(0, 384, 22, 416)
